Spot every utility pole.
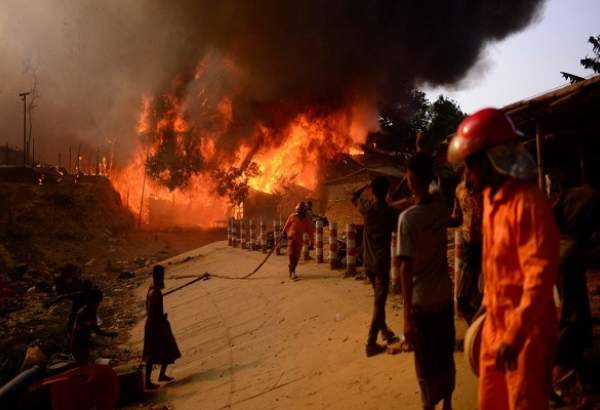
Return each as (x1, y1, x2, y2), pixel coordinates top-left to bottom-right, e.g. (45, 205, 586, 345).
(76, 143, 81, 174)
(138, 146, 150, 228)
(19, 92, 31, 167)
(69, 146, 72, 173)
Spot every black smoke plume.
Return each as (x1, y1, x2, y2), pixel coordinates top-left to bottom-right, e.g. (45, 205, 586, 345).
(0, 0, 546, 185)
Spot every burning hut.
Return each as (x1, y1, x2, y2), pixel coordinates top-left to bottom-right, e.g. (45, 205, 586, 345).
(443, 75, 600, 194)
(322, 154, 403, 228)
(503, 75, 600, 193)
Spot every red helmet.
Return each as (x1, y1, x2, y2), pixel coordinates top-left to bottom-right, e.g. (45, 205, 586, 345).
(447, 108, 522, 164)
(295, 201, 307, 213)
(448, 108, 536, 179)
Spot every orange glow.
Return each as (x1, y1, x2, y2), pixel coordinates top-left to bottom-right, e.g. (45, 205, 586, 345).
(110, 69, 378, 228)
(243, 111, 364, 193)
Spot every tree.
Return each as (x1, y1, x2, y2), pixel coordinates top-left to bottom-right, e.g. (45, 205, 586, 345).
(212, 163, 261, 217)
(368, 90, 465, 155)
(425, 95, 466, 148)
(143, 94, 205, 191)
(561, 34, 600, 84)
(371, 89, 431, 153)
(580, 35, 600, 73)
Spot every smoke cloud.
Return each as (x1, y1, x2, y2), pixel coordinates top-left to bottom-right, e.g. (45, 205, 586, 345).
(0, 0, 546, 167)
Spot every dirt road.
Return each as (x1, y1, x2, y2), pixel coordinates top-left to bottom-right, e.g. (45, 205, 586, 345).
(128, 241, 478, 410)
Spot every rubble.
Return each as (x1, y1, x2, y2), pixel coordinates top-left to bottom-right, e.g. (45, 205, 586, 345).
(0, 178, 224, 393)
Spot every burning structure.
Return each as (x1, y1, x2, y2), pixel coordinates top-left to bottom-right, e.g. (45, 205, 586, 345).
(1, 1, 548, 228)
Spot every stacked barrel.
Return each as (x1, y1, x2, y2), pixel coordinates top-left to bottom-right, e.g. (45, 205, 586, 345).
(329, 222, 338, 269)
(302, 233, 310, 261)
(260, 218, 267, 253)
(240, 219, 247, 249)
(274, 219, 281, 255)
(346, 223, 357, 276)
(315, 220, 324, 263)
(226, 215, 383, 281)
(249, 219, 256, 250)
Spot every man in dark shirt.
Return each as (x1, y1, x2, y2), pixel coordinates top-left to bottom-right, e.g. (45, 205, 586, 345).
(352, 176, 399, 357)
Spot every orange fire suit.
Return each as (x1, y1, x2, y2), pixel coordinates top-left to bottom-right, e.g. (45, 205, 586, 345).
(283, 213, 314, 273)
(479, 179, 559, 410)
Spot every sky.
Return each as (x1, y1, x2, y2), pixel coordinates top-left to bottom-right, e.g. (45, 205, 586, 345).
(426, 0, 600, 114)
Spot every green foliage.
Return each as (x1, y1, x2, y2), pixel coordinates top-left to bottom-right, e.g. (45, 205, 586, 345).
(427, 95, 466, 147)
(562, 34, 600, 83)
(580, 35, 600, 74)
(371, 90, 465, 154)
(212, 163, 261, 210)
(143, 94, 205, 191)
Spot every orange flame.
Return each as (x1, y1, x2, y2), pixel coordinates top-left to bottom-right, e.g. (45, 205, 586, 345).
(110, 70, 377, 228)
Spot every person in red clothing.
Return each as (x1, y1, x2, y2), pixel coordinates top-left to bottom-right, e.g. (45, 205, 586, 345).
(448, 108, 559, 410)
(283, 202, 315, 280)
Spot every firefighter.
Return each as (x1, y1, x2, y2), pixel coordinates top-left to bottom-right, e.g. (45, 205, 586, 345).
(448, 108, 559, 410)
(283, 202, 315, 280)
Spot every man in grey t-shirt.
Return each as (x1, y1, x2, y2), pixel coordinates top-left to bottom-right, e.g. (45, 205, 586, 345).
(395, 153, 455, 410)
(397, 189, 453, 307)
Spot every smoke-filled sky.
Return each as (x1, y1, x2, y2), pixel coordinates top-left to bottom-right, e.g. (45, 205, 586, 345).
(427, 0, 600, 113)
(0, 0, 546, 165)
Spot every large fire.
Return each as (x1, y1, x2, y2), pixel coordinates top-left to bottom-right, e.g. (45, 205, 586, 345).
(110, 67, 376, 228)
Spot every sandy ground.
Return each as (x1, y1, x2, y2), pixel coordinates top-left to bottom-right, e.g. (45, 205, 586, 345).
(128, 241, 478, 410)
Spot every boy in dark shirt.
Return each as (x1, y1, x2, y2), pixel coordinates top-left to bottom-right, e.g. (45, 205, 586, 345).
(352, 176, 399, 357)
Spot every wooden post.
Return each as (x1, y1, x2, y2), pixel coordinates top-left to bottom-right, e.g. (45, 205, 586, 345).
(346, 224, 356, 276)
(329, 222, 338, 269)
(76, 144, 82, 174)
(535, 121, 545, 192)
(315, 219, 324, 263)
(260, 217, 266, 253)
(19, 92, 30, 167)
(240, 219, 247, 249)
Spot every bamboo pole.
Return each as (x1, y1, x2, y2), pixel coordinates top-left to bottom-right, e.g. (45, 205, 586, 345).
(535, 121, 544, 192)
(76, 144, 81, 175)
